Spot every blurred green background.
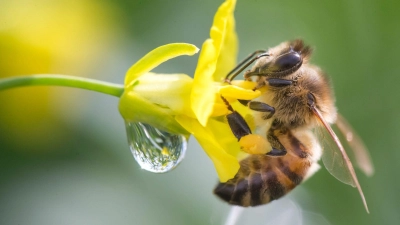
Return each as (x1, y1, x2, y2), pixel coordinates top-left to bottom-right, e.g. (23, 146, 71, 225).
(1, 0, 399, 224)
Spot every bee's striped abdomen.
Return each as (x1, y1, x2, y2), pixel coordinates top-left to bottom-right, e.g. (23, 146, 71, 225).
(214, 130, 316, 207)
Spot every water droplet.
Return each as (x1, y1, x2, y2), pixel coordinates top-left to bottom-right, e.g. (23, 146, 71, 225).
(125, 121, 187, 173)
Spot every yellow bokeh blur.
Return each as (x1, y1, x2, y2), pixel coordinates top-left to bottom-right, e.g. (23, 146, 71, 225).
(0, 0, 123, 151)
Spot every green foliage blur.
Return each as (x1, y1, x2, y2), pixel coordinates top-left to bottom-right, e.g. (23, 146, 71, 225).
(1, 0, 399, 224)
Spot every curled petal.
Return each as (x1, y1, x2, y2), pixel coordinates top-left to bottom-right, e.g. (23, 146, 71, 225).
(125, 43, 199, 88)
(191, 0, 238, 126)
(191, 39, 219, 126)
(212, 0, 238, 81)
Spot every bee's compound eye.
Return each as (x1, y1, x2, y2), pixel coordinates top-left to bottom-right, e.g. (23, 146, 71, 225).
(273, 51, 302, 73)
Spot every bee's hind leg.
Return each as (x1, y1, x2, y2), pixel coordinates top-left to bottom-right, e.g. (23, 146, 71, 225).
(266, 120, 287, 157)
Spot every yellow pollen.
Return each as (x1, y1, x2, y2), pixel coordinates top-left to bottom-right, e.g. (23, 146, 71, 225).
(239, 134, 270, 154)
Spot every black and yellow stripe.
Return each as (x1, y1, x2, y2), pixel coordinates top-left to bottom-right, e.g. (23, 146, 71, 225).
(214, 130, 312, 206)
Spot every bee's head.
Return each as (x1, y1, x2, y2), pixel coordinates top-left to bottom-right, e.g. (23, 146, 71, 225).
(258, 40, 312, 78)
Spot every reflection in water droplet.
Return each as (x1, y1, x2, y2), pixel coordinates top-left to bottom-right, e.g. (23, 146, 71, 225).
(125, 121, 187, 173)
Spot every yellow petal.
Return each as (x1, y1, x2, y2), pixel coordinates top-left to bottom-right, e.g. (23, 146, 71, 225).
(231, 80, 258, 90)
(206, 117, 242, 157)
(133, 73, 195, 117)
(210, 101, 230, 117)
(191, 39, 218, 126)
(191, 0, 238, 126)
(218, 85, 261, 100)
(212, 0, 238, 81)
(175, 115, 240, 182)
(125, 43, 199, 88)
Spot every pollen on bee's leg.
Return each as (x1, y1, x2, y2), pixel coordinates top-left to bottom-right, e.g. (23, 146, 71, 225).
(239, 134, 270, 154)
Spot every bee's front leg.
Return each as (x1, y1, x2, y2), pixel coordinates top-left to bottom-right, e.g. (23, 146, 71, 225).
(267, 78, 294, 87)
(238, 99, 275, 120)
(244, 71, 294, 86)
(221, 96, 251, 141)
(226, 111, 252, 141)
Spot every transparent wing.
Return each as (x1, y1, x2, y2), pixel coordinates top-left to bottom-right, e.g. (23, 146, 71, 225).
(335, 113, 374, 176)
(311, 106, 369, 213)
(317, 126, 355, 187)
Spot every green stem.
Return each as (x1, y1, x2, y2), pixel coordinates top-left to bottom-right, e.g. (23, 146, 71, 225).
(0, 74, 124, 97)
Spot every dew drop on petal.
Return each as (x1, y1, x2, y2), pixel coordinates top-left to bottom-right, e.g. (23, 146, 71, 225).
(125, 121, 187, 173)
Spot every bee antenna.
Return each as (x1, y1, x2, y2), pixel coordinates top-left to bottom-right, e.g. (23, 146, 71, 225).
(225, 50, 269, 82)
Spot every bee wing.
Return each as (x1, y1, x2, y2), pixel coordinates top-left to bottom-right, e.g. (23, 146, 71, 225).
(310, 106, 369, 213)
(335, 113, 374, 176)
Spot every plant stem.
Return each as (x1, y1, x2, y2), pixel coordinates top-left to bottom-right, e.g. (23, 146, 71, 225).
(0, 74, 125, 97)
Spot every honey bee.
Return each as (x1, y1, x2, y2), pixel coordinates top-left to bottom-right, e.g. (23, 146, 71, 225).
(214, 40, 374, 212)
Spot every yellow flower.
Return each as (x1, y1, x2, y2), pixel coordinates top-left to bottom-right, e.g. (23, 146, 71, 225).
(119, 43, 199, 135)
(119, 0, 261, 182)
(177, 0, 263, 182)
